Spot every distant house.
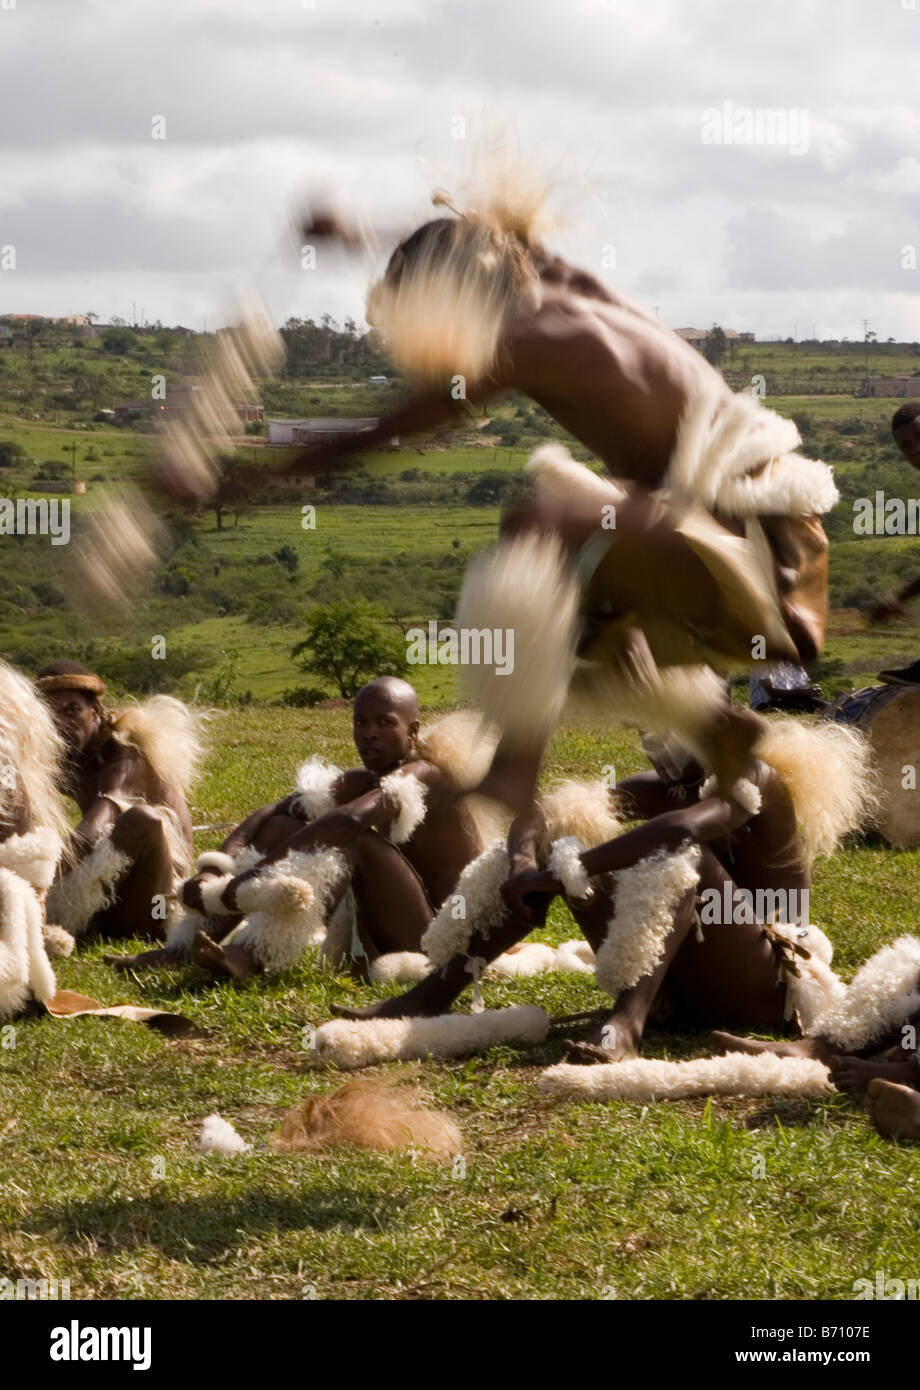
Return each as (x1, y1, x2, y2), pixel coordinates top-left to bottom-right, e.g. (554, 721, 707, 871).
(267, 417, 398, 447)
(675, 326, 754, 346)
(856, 378, 920, 399)
(367, 374, 390, 386)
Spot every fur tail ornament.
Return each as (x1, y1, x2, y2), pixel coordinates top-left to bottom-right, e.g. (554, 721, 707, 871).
(314, 1004, 549, 1069)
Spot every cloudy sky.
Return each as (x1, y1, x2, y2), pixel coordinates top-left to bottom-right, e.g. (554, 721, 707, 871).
(0, 0, 917, 340)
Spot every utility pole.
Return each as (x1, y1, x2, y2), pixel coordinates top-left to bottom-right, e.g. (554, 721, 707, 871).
(861, 318, 871, 386)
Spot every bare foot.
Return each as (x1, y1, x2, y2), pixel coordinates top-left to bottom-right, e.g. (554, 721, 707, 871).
(103, 948, 174, 973)
(867, 1078, 920, 1140)
(711, 1030, 838, 1063)
(830, 1054, 920, 1095)
(563, 1018, 639, 1065)
(190, 930, 258, 980)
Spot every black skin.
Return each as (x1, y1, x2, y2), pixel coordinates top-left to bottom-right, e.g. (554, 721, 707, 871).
(43, 688, 191, 941)
(333, 754, 809, 1055)
(107, 677, 482, 977)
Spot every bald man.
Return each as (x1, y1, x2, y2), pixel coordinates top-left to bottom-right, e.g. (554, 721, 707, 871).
(108, 677, 484, 979)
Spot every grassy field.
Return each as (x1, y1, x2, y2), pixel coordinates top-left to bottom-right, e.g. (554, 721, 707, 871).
(2, 708, 920, 1302)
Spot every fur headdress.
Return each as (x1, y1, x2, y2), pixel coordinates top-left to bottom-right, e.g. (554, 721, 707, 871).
(366, 154, 551, 384)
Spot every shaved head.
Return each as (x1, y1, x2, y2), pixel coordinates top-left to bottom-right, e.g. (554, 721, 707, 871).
(354, 676, 419, 719)
(352, 677, 419, 774)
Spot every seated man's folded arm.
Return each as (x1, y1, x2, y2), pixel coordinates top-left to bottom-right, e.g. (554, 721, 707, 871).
(580, 795, 750, 879)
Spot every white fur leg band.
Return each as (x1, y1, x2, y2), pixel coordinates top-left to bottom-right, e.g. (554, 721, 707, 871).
(594, 842, 701, 997)
(421, 843, 510, 966)
(315, 1005, 549, 1069)
(539, 1053, 831, 1102)
(379, 771, 427, 845)
(196, 851, 237, 876)
(199, 874, 233, 916)
(455, 530, 579, 747)
(548, 837, 592, 900)
(233, 847, 346, 973)
(45, 835, 132, 936)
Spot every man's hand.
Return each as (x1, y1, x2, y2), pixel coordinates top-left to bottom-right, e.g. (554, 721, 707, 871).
(501, 866, 559, 922)
(870, 596, 910, 625)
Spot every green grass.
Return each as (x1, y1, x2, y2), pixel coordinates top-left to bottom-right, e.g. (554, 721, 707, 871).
(2, 708, 920, 1301)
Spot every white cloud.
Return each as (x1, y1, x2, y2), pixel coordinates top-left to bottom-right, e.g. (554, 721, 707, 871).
(0, 0, 916, 338)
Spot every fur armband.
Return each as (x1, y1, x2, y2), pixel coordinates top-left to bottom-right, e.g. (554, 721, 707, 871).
(700, 775, 762, 816)
(196, 851, 237, 876)
(315, 1005, 550, 1069)
(290, 757, 341, 821)
(421, 843, 510, 966)
(199, 874, 233, 916)
(548, 837, 592, 900)
(594, 843, 701, 997)
(379, 771, 427, 845)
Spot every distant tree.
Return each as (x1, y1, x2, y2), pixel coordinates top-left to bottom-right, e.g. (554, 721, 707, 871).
(291, 597, 405, 697)
(273, 543, 299, 573)
(0, 440, 27, 468)
(101, 327, 133, 355)
(704, 324, 728, 367)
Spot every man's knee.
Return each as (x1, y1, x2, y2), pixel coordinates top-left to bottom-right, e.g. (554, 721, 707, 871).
(112, 804, 167, 856)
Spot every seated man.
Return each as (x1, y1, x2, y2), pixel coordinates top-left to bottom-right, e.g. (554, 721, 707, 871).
(0, 659, 74, 1019)
(36, 661, 202, 941)
(110, 678, 484, 979)
(333, 722, 871, 1067)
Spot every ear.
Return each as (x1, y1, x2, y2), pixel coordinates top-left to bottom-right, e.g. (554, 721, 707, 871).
(408, 717, 420, 742)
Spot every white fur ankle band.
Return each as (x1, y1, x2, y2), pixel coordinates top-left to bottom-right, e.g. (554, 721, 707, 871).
(548, 837, 592, 900)
(166, 908, 208, 956)
(315, 1005, 549, 1069)
(379, 771, 427, 845)
(199, 874, 233, 916)
(594, 843, 701, 997)
(539, 1053, 831, 1102)
(196, 850, 237, 876)
(422, 843, 510, 966)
